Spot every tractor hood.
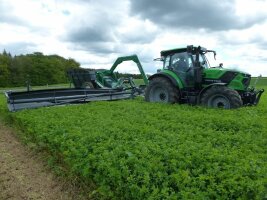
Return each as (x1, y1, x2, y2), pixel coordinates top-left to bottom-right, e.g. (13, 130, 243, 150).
(203, 67, 251, 90)
(204, 67, 250, 80)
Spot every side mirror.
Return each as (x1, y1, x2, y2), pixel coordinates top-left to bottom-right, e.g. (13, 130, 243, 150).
(154, 58, 163, 61)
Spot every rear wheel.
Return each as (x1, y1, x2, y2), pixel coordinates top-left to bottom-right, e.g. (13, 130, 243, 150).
(201, 86, 242, 109)
(145, 77, 179, 103)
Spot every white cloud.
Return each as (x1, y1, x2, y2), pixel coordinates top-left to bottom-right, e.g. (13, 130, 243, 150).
(0, 0, 267, 76)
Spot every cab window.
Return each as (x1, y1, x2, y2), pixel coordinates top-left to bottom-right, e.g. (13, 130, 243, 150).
(163, 55, 171, 69)
(170, 52, 189, 72)
(192, 54, 209, 69)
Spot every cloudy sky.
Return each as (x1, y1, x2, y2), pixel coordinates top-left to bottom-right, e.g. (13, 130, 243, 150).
(0, 0, 267, 76)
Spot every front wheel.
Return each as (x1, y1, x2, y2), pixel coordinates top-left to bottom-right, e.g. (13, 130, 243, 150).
(145, 77, 179, 103)
(201, 86, 242, 109)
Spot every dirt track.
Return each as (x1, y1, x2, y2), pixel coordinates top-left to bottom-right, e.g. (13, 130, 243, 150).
(0, 123, 80, 200)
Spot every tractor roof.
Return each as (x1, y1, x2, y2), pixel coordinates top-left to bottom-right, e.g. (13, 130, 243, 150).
(160, 48, 187, 57)
(160, 46, 208, 57)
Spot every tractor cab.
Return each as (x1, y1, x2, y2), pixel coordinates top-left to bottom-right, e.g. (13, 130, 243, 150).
(160, 46, 212, 88)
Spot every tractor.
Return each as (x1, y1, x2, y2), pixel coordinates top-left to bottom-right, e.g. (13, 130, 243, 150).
(145, 45, 264, 109)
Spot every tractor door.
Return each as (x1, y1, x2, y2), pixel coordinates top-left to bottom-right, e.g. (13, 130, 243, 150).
(169, 52, 194, 87)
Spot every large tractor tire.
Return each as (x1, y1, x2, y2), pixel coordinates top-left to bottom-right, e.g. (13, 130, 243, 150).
(201, 86, 242, 109)
(145, 77, 179, 103)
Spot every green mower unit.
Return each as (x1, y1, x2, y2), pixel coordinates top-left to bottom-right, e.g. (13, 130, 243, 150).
(6, 55, 148, 111)
(68, 55, 148, 90)
(145, 45, 264, 109)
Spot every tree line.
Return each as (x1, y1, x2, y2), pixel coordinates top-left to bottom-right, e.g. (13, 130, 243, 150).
(0, 50, 148, 88)
(0, 50, 80, 87)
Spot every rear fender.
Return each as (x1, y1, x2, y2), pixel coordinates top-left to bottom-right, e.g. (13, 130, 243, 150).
(148, 72, 184, 89)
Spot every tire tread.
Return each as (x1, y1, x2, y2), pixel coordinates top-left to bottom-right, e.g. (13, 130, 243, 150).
(201, 86, 242, 109)
(145, 77, 179, 103)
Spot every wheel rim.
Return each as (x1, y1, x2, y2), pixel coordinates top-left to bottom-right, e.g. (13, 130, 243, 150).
(149, 86, 169, 102)
(207, 95, 230, 109)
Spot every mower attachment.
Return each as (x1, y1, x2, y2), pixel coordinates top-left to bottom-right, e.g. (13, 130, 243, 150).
(5, 88, 137, 112)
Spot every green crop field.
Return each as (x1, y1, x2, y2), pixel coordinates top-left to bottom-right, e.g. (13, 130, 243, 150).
(251, 77, 267, 87)
(0, 86, 266, 199)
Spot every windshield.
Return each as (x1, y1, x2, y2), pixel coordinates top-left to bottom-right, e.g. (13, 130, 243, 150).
(192, 54, 210, 69)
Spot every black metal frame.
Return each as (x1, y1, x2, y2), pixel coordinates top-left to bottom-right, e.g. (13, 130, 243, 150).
(5, 88, 137, 112)
(240, 88, 264, 106)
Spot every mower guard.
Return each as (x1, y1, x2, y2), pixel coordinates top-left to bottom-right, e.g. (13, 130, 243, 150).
(5, 88, 137, 112)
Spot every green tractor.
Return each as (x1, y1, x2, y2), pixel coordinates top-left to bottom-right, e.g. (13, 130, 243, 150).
(145, 45, 264, 109)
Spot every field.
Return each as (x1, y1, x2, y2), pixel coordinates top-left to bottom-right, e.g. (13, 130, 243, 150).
(251, 77, 267, 87)
(0, 83, 267, 199)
